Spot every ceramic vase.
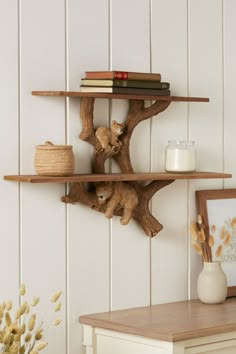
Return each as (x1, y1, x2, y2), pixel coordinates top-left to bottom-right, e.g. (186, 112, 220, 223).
(197, 261, 227, 304)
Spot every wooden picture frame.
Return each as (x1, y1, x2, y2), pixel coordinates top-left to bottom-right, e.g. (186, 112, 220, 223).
(196, 189, 236, 297)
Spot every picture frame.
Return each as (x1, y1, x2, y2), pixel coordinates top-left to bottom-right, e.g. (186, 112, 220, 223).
(196, 189, 236, 297)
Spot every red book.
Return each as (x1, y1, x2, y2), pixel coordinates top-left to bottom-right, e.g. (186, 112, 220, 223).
(85, 71, 161, 81)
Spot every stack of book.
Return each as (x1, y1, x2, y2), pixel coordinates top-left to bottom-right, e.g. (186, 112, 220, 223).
(80, 71, 170, 96)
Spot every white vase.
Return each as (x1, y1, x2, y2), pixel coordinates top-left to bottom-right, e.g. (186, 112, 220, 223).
(197, 261, 227, 304)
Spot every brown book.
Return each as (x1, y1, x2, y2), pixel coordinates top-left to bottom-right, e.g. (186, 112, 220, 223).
(85, 71, 161, 81)
(80, 86, 170, 96)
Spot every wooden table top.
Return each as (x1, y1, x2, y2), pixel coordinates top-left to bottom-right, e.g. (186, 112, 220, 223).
(79, 298, 236, 342)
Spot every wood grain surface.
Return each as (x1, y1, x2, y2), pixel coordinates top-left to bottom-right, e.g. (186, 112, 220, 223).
(4, 171, 232, 183)
(31, 91, 209, 102)
(80, 298, 236, 342)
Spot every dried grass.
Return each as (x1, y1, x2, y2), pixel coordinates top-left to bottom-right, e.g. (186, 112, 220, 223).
(230, 217, 236, 228)
(208, 235, 215, 247)
(5, 301, 12, 311)
(216, 245, 223, 258)
(53, 319, 61, 326)
(190, 213, 234, 263)
(219, 226, 226, 240)
(50, 292, 62, 303)
(198, 229, 206, 243)
(34, 341, 47, 351)
(190, 215, 212, 262)
(31, 298, 40, 307)
(54, 302, 61, 312)
(223, 231, 231, 246)
(28, 314, 36, 331)
(210, 224, 216, 233)
(0, 284, 62, 354)
(19, 284, 26, 296)
(190, 222, 198, 241)
(192, 242, 203, 255)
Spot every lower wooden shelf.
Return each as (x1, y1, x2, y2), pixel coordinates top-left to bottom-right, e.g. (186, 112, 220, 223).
(4, 171, 232, 183)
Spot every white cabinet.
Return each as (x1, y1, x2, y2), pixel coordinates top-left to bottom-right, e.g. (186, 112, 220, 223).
(80, 299, 236, 354)
(82, 327, 236, 354)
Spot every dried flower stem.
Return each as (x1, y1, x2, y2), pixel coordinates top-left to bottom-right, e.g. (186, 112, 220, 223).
(190, 215, 212, 262)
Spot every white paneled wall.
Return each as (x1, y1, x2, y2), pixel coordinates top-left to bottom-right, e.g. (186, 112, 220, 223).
(0, 1, 19, 305)
(111, 0, 151, 311)
(67, 2, 110, 354)
(188, 0, 224, 298)
(1, 1, 236, 354)
(151, 0, 189, 304)
(224, 0, 236, 189)
(20, 1, 67, 354)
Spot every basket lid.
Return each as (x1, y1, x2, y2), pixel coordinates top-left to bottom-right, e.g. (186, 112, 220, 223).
(36, 141, 73, 150)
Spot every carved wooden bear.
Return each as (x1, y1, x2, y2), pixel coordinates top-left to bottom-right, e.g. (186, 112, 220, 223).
(95, 120, 124, 151)
(95, 181, 139, 225)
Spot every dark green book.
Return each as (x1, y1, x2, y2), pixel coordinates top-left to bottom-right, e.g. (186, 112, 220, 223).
(81, 78, 170, 89)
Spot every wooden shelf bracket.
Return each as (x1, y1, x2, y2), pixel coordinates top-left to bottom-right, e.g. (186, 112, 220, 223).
(62, 97, 178, 237)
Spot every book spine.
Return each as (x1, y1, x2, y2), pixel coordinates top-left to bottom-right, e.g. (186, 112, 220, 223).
(85, 71, 128, 79)
(113, 80, 169, 89)
(127, 73, 161, 81)
(114, 72, 128, 79)
(112, 87, 170, 95)
(80, 86, 171, 95)
(85, 72, 113, 79)
(85, 71, 161, 81)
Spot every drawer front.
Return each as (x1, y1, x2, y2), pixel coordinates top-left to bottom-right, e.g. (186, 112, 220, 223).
(96, 334, 170, 354)
(185, 339, 236, 354)
(201, 347, 236, 354)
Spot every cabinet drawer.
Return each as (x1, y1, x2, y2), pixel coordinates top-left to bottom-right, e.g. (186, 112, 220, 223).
(202, 348, 236, 354)
(185, 339, 236, 354)
(96, 334, 169, 354)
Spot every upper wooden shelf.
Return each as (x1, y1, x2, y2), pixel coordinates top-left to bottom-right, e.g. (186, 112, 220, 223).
(31, 91, 209, 102)
(4, 172, 231, 183)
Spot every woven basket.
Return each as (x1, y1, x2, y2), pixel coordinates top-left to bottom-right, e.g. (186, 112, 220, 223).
(34, 141, 75, 176)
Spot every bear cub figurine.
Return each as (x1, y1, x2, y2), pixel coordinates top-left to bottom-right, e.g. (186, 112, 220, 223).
(95, 120, 125, 152)
(96, 181, 138, 225)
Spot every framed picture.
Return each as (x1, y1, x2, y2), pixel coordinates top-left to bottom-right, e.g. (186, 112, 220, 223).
(196, 189, 236, 297)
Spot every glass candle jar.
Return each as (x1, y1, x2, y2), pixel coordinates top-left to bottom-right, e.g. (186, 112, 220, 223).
(165, 140, 196, 172)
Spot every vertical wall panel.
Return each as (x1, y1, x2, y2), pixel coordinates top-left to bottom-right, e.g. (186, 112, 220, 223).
(110, 0, 151, 310)
(188, 0, 224, 298)
(224, 0, 236, 188)
(1, 1, 236, 353)
(0, 1, 19, 301)
(151, 0, 189, 304)
(20, 2, 66, 354)
(67, 1, 110, 353)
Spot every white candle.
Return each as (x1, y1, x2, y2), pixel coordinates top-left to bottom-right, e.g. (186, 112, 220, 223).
(165, 140, 196, 172)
